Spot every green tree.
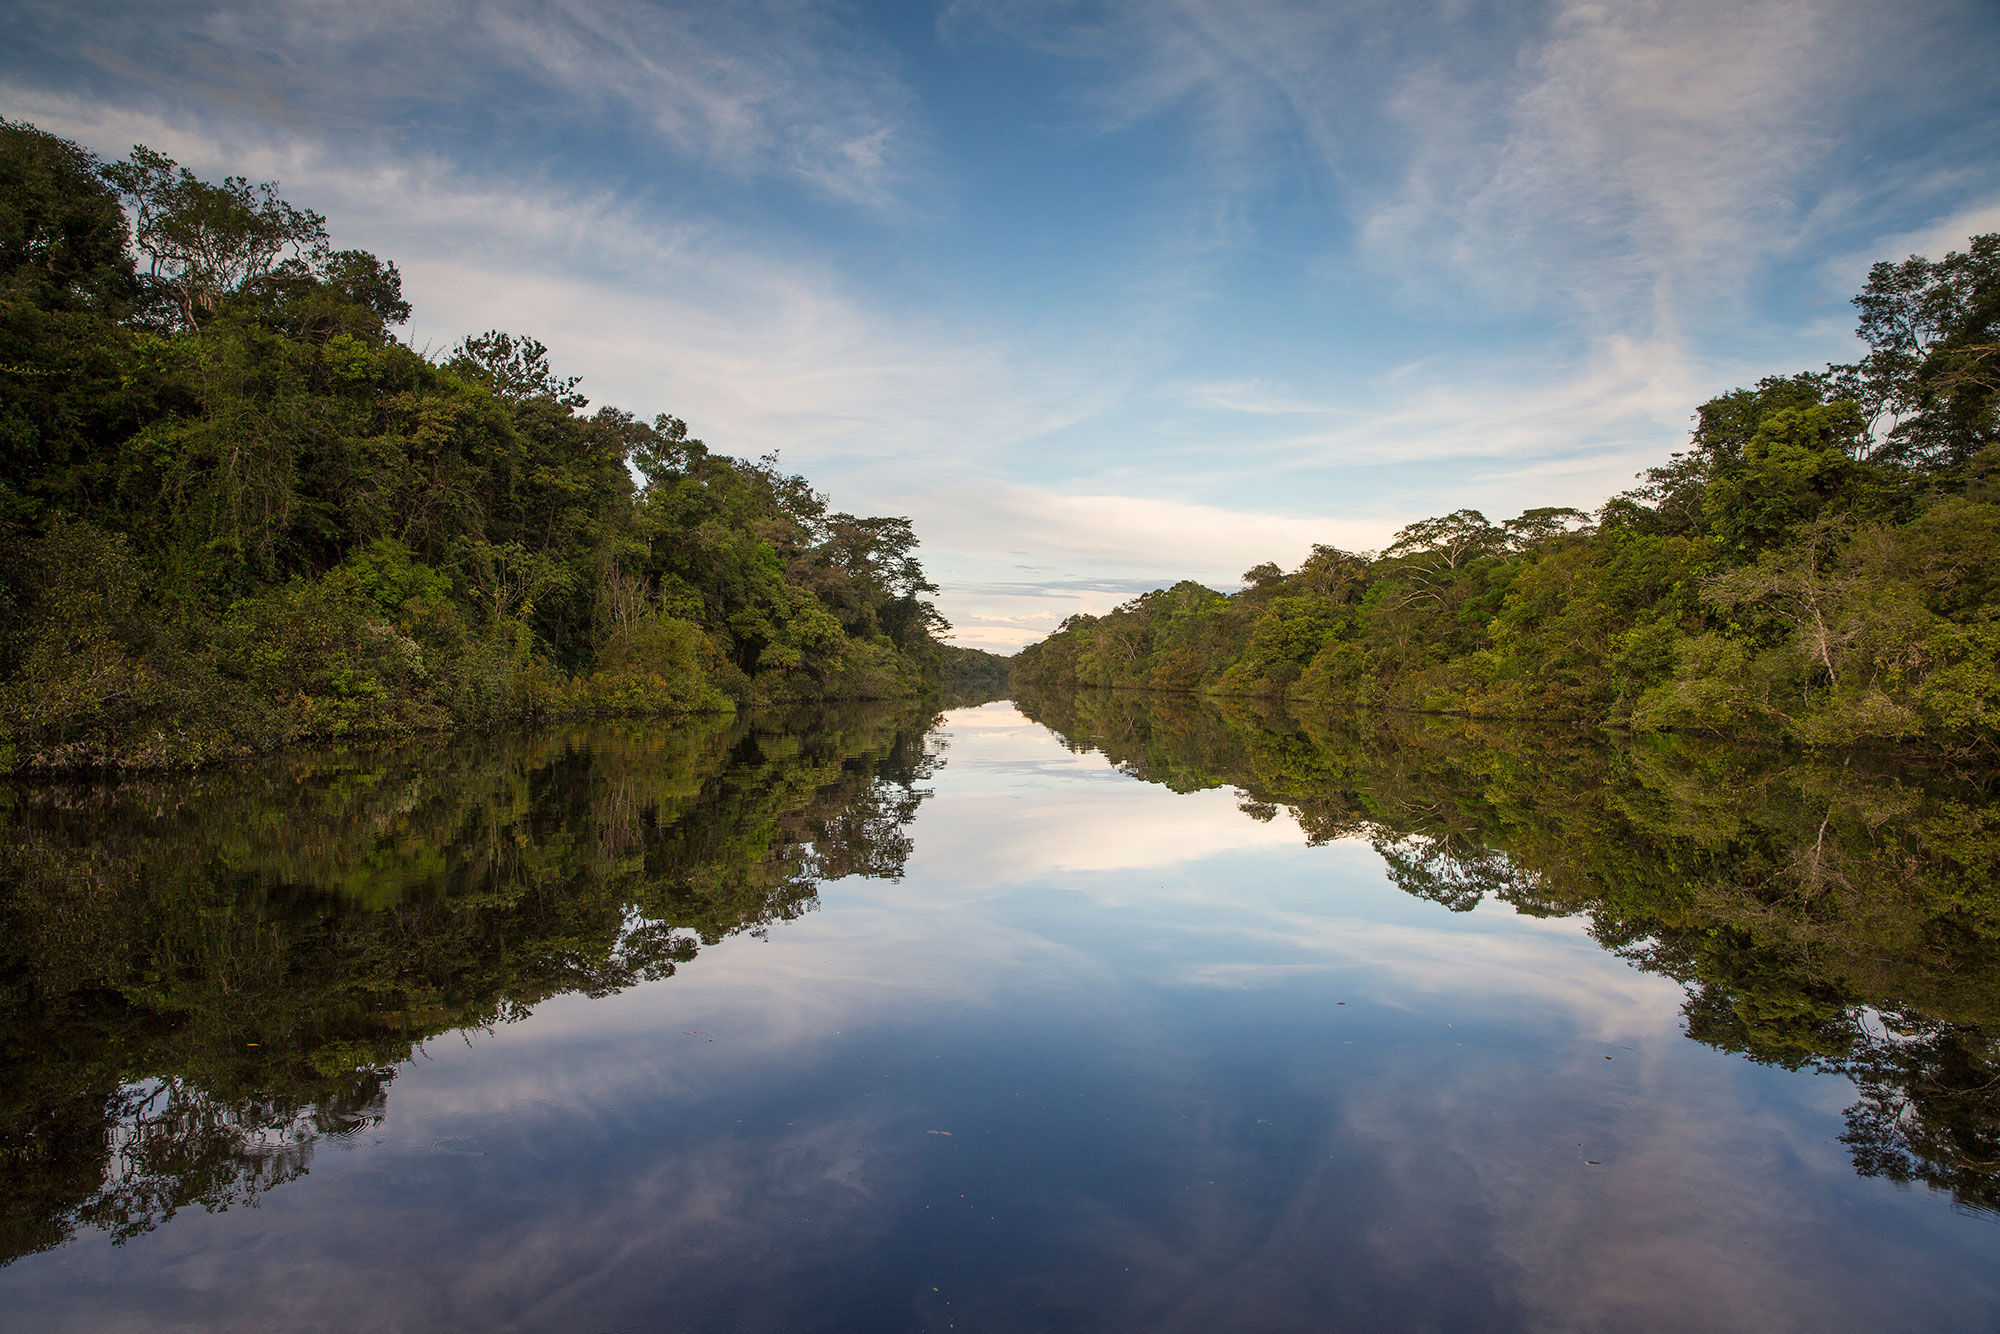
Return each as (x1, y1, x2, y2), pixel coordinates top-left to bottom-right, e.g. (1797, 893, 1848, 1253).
(0, 122, 961, 772)
(1839, 234, 2000, 471)
(102, 146, 331, 332)
(0, 119, 132, 313)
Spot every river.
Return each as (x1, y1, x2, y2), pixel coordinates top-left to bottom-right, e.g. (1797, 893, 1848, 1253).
(1, 695, 1995, 1330)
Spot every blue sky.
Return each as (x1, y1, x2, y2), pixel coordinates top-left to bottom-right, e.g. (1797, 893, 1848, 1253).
(7, 0, 1999, 650)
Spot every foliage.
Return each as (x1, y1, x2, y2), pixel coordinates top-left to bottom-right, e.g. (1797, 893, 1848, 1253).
(100, 145, 333, 333)
(0, 123, 958, 771)
(1013, 237, 2000, 753)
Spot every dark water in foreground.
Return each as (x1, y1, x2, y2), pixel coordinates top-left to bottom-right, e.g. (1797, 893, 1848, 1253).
(2, 693, 1997, 1331)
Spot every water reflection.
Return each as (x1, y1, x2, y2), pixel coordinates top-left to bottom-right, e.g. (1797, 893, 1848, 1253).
(0, 703, 944, 1265)
(1013, 686, 2000, 1218)
(3, 692, 1997, 1330)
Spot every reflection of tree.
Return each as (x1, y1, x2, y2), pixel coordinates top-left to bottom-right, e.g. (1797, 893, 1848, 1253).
(1014, 685, 2000, 1218)
(1841, 1018, 2000, 1218)
(0, 702, 942, 1265)
(1370, 833, 1526, 913)
(88, 1073, 385, 1244)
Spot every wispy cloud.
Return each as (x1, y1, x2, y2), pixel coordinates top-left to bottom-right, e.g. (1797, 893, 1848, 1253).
(0, 89, 1044, 449)
(970, 0, 1993, 330)
(1191, 331, 1704, 480)
(1831, 193, 2000, 297)
(13, 0, 924, 208)
(1362, 0, 1847, 317)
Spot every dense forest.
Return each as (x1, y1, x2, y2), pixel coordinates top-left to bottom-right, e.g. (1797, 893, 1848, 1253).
(1014, 240, 2000, 751)
(1015, 686, 2000, 1217)
(0, 702, 942, 1263)
(0, 118, 1003, 773)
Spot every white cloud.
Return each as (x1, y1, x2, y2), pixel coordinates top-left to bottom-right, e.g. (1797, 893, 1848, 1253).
(909, 482, 1409, 647)
(1033, 0, 1959, 332)
(26, 0, 924, 208)
(1, 85, 1097, 461)
(1828, 193, 2000, 296)
(1209, 331, 1702, 464)
(1362, 0, 1847, 313)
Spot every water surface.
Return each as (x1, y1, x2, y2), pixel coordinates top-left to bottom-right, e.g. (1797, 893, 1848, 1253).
(2, 696, 1995, 1330)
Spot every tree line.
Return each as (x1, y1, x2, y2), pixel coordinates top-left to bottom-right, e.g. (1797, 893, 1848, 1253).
(1013, 240, 2000, 751)
(0, 117, 1000, 772)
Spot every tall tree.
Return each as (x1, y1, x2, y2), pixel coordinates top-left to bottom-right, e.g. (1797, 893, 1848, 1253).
(101, 146, 330, 331)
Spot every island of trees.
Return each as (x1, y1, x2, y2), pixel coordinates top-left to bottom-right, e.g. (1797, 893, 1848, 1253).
(1013, 237, 2000, 752)
(0, 118, 1003, 773)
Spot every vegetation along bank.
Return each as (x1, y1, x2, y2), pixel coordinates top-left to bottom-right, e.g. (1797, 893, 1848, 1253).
(1012, 236, 2000, 753)
(0, 118, 1005, 772)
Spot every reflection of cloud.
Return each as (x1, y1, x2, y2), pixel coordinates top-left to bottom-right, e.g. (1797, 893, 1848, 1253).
(1045, 1039, 1910, 1333)
(922, 783, 1307, 875)
(1338, 1047, 1884, 1331)
(1175, 911, 1674, 1041)
(56, 1087, 920, 1330)
(7, 703, 1988, 1328)
(908, 713, 1313, 877)
(937, 701, 1042, 731)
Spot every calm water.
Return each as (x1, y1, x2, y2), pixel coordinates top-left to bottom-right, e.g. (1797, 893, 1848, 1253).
(1, 695, 1996, 1331)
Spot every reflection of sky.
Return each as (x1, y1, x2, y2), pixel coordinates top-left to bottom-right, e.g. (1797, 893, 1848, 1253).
(6, 706, 1995, 1330)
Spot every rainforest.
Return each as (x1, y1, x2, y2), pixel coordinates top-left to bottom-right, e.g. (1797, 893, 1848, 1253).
(0, 118, 1006, 774)
(1011, 239, 2000, 753)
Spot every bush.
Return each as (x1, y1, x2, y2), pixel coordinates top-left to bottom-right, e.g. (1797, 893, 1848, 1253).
(570, 614, 732, 716)
(0, 519, 269, 769)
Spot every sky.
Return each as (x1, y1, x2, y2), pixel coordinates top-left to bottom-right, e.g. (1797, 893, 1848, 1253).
(5, 0, 1999, 651)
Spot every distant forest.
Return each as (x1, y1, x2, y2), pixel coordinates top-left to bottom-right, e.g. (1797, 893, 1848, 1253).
(0, 118, 1003, 772)
(1015, 236, 2000, 752)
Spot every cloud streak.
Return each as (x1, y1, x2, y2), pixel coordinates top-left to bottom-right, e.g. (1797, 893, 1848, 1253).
(16, 0, 924, 207)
